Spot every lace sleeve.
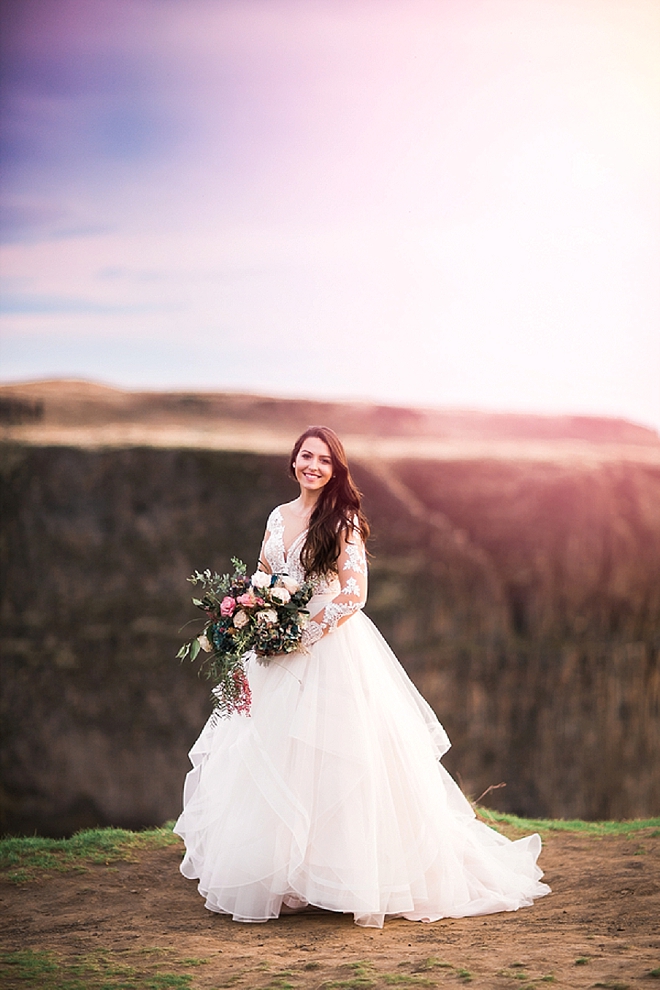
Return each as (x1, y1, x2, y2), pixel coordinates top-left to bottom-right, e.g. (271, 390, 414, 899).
(257, 508, 278, 573)
(257, 529, 271, 573)
(302, 522, 368, 646)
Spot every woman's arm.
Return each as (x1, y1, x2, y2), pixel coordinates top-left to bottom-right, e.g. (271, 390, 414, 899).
(302, 523, 367, 646)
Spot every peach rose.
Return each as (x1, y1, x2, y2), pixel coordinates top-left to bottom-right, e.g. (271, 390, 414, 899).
(256, 609, 278, 625)
(233, 610, 249, 629)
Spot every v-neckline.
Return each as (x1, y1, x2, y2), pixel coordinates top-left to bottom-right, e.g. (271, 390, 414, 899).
(276, 506, 309, 563)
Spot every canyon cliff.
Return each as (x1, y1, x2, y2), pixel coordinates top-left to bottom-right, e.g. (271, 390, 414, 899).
(1, 382, 659, 834)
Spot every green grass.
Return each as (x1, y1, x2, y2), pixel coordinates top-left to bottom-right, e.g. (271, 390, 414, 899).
(0, 948, 195, 989)
(475, 809, 660, 838)
(3, 812, 658, 884)
(0, 821, 181, 882)
(323, 961, 377, 988)
(411, 958, 453, 972)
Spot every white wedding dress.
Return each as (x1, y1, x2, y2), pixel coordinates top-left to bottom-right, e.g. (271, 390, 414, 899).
(174, 506, 550, 928)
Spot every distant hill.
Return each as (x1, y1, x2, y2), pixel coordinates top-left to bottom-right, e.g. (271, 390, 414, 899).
(2, 380, 659, 475)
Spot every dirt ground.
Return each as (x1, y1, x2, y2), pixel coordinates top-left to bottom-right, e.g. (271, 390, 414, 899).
(1, 828, 659, 990)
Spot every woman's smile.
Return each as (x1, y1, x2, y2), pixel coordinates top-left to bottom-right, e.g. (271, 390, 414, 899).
(293, 437, 333, 492)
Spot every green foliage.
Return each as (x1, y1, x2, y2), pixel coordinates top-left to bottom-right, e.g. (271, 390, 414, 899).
(0, 822, 180, 882)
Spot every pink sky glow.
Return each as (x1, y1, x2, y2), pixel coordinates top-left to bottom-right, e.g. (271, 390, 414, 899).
(1, 0, 659, 430)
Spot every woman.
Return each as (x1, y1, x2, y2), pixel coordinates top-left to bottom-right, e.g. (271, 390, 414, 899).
(175, 426, 550, 928)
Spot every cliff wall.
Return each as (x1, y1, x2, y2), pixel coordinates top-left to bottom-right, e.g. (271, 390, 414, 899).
(1, 439, 658, 834)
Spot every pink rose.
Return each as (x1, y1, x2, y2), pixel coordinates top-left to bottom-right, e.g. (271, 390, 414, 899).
(220, 596, 236, 617)
(237, 591, 257, 608)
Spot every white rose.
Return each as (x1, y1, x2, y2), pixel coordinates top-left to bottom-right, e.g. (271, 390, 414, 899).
(197, 633, 212, 652)
(233, 610, 249, 629)
(257, 609, 278, 625)
(270, 587, 291, 604)
(251, 571, 271, 590)
(281, 576, 300, 594)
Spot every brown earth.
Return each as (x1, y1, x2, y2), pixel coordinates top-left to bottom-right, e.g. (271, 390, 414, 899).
(1, 827, 659, 989)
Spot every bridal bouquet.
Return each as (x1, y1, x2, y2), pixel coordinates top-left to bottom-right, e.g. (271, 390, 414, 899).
(177, 558, 314, 717)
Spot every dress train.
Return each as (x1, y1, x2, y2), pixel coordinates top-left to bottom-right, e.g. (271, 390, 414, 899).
(174, 602, 550, 928)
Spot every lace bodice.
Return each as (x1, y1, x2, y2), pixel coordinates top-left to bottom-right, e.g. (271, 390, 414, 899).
(261, 507, 338, 593)
(260, 505, 368, 644)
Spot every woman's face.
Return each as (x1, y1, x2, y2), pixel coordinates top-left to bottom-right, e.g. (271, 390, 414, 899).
(293, 436, 334, 494)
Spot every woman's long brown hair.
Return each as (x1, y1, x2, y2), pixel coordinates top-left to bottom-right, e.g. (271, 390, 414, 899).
(289, 426, 370, 577)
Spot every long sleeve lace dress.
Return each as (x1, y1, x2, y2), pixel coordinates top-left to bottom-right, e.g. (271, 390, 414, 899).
(174, 506, 550, 928)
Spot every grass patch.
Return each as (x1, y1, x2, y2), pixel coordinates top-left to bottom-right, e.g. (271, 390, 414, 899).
(498, 966, 530, 981)
(0, 947, 194, 989)
(323, 960, 377, 988)
(475, 809, 660, 839)
(411, 958, 453, 972)
(383, 975, 436, 986)
(4, 813, 658, 883)
(0, 821, 181, 882)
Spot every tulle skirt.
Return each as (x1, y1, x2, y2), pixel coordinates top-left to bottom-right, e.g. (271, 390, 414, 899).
(174, 601, 550, 928)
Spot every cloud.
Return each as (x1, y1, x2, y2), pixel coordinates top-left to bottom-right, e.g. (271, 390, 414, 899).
(0, 292, 177, 315)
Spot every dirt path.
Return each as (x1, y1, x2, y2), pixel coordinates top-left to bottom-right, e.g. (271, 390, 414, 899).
(1, 829, 659, 989)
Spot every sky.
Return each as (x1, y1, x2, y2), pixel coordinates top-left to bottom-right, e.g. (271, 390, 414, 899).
(1, 0, 659, 430)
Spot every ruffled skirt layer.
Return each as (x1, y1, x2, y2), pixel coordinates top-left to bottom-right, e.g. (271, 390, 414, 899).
(174, 608, 550, 928)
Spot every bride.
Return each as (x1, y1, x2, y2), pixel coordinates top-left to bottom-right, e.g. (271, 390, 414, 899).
(174, 426, 550, 928)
